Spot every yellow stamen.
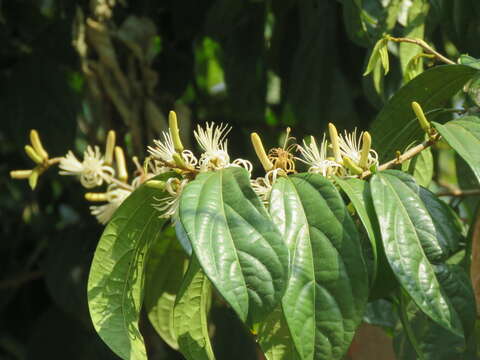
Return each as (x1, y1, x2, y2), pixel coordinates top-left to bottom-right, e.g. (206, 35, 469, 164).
(411, 102, 431, 133)
(251, 132, 273, 172)
(85, 192, 109, 202)
(328, 123, 342, 163)
(169, 111, 184, 153)
(10, 170, 33, 179)
(30, 130, 49, 161)
(358, 131, 372, 169)
(115, 146, 128, 182)
(25, 145, 43, 165)
(105, 130, 116, 166)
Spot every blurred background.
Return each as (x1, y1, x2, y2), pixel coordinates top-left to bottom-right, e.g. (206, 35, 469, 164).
(1, 0, 479, 359)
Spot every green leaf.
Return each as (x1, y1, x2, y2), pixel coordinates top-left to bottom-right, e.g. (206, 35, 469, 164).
(144, 228, 188, 350)
(335, 177, 397, 299)
(178, 167, 289, 323)
(385, 170, 462, 259)
(433, 116, 480, 183)
(335, 177, 378, 281)
(370, 172, 462, 334)
(369, 65, 478, 161)
(88, 173, 172, 360)
(395, 265, 475, 360)
(269, 174, 369, 360)
(364, 38, 389, 76)
(459, 55, 480, 70)
(173, 257, 214, 360)
(399, 0, 429, 79)
(257, 306, 299, 360)
(401, 147, 434, 187)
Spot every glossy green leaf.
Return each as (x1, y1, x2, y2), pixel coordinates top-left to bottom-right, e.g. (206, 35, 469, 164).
(369, 65, 478, 161)
(433, 116, 480, 183)
(335, 177, 397, 299)
(385, 170, 462, 259)
(370, 172, 462, 334)
(173, 257, 214, 360)
(88, 173, 172, 360)
(144, 228, 187, 350)
(335, 177, 378, 281)
(178, 167, 289, 323)
(269, 174, 369, 360)
(401, 147, 433, 187)
(257, 306, 299, 360)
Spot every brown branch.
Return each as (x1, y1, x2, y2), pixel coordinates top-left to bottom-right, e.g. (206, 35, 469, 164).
(361, 135, 438, 178)
(387, 36, 455, 65)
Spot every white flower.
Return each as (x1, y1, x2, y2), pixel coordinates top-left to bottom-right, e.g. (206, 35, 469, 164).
(296, 135, 342, 176)
(148, 130, 198, 171)
(194, 122, 231, 171)
(251, 169, 283, 206)
(152, 177, 188, 221)
(148, 130, 176, 163)
(338, 129, 378, 168)
(90, 187, 131, 224)
(59, 146, 114, 189)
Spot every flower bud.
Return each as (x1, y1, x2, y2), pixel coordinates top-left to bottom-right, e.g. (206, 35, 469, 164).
(85, 192, 109, 202)
(328, 123, 342, 163)
(30, 130, 49, 161)
(115, 146, 128, 182)
(251, 132, 273, 172)
(24, 145, 43, 165)
(411, 101, 431, 133)
(10, 169, 33, 179)
(105, 130, 116, 166)
(358, 131, 372, 169)
(169, 111, 184, 153)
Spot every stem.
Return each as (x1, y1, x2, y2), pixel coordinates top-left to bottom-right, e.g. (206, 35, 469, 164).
(387, 36, 455, 65)
(436, 189, 480, 197)
(360, 135, 439, 178)
(0, 271, 43, 290)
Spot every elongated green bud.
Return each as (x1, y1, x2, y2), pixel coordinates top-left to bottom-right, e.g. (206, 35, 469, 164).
(411, 102, 431, 133)
(328, 123, 342, 163)
(251, 132, 273, 171)
(104, 130, 116, 166)
(85, 192, 109, 202)
(169, 111, 184, 153)
(358, 131, 372, 169)
(343, 156, 363, 175)
(30, 130, 49, 160)
(115, 146, 128, 182)
(29, 168, 40, 189)
(25, 145, 43, 165)
(145, 180, 166, 190)
(10, 169, 33, 179)
(173, 152, 189, 169)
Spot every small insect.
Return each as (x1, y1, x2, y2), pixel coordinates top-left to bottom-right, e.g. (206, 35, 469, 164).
(267, 127, 297, 174)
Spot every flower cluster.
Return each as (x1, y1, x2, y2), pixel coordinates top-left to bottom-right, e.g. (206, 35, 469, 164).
(10, 111, 380, 225)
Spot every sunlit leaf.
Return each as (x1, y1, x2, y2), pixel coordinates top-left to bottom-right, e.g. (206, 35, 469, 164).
(178, 167, 289, 324)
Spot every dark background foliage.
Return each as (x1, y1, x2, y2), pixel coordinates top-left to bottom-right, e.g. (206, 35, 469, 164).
(1, 0, 479, 359)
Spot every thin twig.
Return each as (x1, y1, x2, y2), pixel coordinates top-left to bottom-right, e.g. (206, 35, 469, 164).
(436, 189, 480, 197)
(387, 36, 455, 65)
(360, 135, 439, 178)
